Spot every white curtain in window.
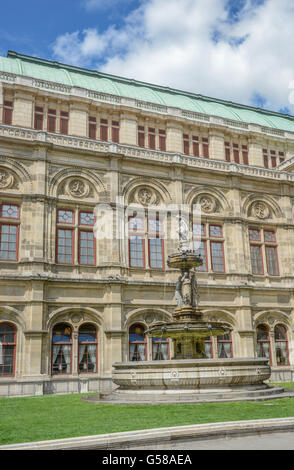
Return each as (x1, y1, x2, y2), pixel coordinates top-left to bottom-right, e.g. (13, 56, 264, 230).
(218, 342, 231, 358)
(153, 343, 168, 360)
(52, 345, 60, 365)
(258, 342, 270, 358)
(88, 345, 97, 372)
(276, 342, 288, 365)
(130, 343, 145, 361)
(205, 343, 212, 358)
(79, 345, 86, 367)
(62, 345, 71, 372)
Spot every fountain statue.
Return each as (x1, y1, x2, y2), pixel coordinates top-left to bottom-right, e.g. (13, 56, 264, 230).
(87, 217, 286, 403)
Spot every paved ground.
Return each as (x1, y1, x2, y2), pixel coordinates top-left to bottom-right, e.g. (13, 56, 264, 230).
(139, 431, 294, 450)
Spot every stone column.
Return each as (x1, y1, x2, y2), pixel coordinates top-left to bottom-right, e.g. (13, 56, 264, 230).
(12, 91, 33, 128)
(69, 102, 88, 137)
(119, 113, 137, 146)
(166, 123, 183, 153)
(0, 82, 3, 124)
(248, 135, 264, 167)
(209, 130, 225, 160)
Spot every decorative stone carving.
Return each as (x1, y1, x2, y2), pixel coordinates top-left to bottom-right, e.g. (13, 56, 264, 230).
(71, 313, 84, 324)
(251, 201, 270, 219)
(199, 195, 217, 214)
(132, 187, 159, 206)
(0, 169, 14, 189)
(65, 178, 90, 198)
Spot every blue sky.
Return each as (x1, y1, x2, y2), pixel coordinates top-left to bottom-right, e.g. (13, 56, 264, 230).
(1, 0, 294, 114)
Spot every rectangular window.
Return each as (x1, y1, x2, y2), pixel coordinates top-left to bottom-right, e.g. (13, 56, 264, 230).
(263, 149, 269, 168)
(271, 150, 277, 168)
(202, 137, 209, 158)
(0, 224, 18, 261)
(159, 130, 166, 151)
(233, 143, 240, 163)
(3, 100, 13, 125)
(47, 108, 56, 133)
(192, 136, 199, 157)
(250, 245, 263, 274)
(225, 142, 231, 162)
(34, 106, 44, 130)
(79, 230, 95, 265)
(183, 134, 190, 155)
(57, 209, 74, 224)
(195, 240, 207, 271)
(148, 127, 156, 150)
(242, 145, 249, 165)
(88, 117, 97, 140)
(60, 111, 69, 135)
(265, 246, 279, 276)
(129, 236, 145, 267)
(209, 225, 222, 238)
(100, 119, 108, 141)
(279, 151, 285, 164)
(111, 120, 119, 143)
(148, 238, 164, 268)
(138, 126, 145, 147)
(211, 241, 225, 272)
(56, 229, 74, 264)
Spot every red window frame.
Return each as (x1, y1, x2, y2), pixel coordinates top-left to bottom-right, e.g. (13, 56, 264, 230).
(193, 223, 208, 272)
(78, 229, 96, 265)
(0, 203, 20, 262)
(250, 244, 264, 275)
(152, 337, 170, 360)
(47, 108, 56, 133)
(100, 119, 108, 141)
(128, 216, 145, 268)
(242, 145, 249, 165)
(279, 152, 285, 164)
(159, 129, 166, 151)
(138, 126, 145, 147)
(225, 142, 231, 162)
(60, 111, 69, 135)
(148, 217, 164, 269)
(0, 322, 16, 377)
(192, 135, 199, 157)
(3, 100, 13, 125)
(78, 323, 98, 373)
(233, 143, 240, 163)
(56, 228, 74, 264)
(88, 116, 97, 140)
(51, 323, 72, 375)
(111, 120, 119, 143)
(274, 324, 289, 366)
(202, 137, 209, 158)
(183, 134, 190, 155)
(148, 127, 156, 150)
(265, 245, 279, 276)
(209, 224, 225, 272)
(217, 333, 233, 358)
(34, 106, 44, 130)
(129, 324, 147, 361)
(204, 336, 213, 358)
(256, 324, 272, 365)
(263, 149, 269, 168)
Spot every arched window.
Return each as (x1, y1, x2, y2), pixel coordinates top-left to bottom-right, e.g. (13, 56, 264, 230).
(204, 336, 213, 358)
(129, 324, 146, 361)
(274, 324, 289, 366)
(152, 337, 169, 360)
(0, 323, 16, 376)
(78, 324, 97, 373)
(217, 333, 233, 358)
(256, 324, 271, 363)
(52, 323, 72, 374)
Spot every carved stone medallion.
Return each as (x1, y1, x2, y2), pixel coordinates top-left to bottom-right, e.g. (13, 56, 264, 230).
(66, 178, 90, 198)
(252, 202, 270, 219)
(132, 187, 159, 206)
(0, 169, 14, 189)
(199, 195, 217, 214)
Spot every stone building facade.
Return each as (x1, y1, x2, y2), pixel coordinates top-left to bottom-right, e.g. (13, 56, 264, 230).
(0, 51, 294, 396)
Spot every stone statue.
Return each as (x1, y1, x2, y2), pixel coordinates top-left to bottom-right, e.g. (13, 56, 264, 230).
(191, 271, 199, 308)
(174, 270, 199, 309)
(176, 216, 190, 252)
(175, 274, 184, 308)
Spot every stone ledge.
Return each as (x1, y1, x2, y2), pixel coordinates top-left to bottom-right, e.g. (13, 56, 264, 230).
(1, 417, 294, 450)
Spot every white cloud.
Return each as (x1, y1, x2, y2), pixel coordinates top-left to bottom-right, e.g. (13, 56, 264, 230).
(52, 0, 294, 112)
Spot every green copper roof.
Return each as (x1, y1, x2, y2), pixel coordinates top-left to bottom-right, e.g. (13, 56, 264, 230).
(2, 51, 294, 133)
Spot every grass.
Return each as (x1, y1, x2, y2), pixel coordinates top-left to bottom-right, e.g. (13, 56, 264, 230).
(0, 383, 294, 446)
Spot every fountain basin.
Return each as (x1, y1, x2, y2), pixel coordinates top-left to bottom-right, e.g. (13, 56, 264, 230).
(112, 358, 271, 392)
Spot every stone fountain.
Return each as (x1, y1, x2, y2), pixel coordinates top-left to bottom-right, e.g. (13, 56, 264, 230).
(89, 218, 285, 403)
